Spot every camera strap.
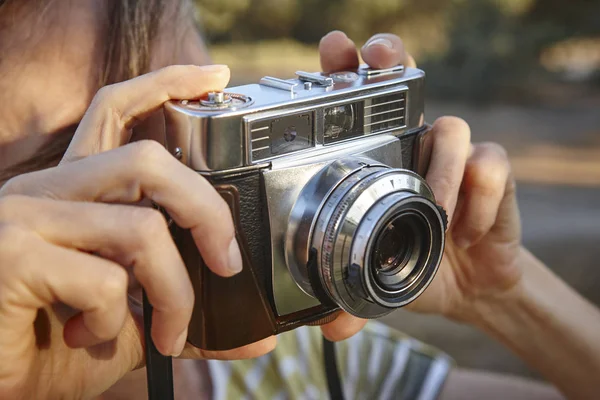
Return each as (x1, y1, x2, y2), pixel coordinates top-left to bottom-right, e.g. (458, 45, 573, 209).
(323, 336, 345, 400)
(143, 290, 175, 400)
(143, 290, 342, 400)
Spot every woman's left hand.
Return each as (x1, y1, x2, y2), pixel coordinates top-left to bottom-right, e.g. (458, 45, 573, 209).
(317, 31, 521, 341)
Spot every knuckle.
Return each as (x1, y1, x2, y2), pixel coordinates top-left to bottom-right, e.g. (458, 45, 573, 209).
(463, 223, 487, 242)
(478, 142, 509, 162)
(0, 224, 32, 281)
(0, 174, 28, 196)
(435, 116, 472, 142)
(128, 208, 169, 245)
(469, 144, 512, 198)
(128, 140, 169, 168)
(96, 266, 128, 305)
(0, 223, 29, 252)
(93, 84, 117, 108)
(465, 164, 504, 199)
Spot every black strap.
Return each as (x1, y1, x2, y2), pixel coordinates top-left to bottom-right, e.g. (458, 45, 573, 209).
(143, 290, 175, 400)
(323, 336, 345, 400)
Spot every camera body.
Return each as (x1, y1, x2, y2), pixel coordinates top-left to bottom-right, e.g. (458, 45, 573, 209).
(164, 65, 447, 351)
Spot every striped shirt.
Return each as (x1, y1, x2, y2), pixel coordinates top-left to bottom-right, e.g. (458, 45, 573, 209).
(205, 321, 453, 399)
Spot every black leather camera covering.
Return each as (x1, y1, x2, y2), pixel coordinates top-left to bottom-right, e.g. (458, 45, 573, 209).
(174, 126, 432, 351)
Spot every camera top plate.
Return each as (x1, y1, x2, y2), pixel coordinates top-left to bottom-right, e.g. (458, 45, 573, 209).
(167, 64, 416, 117)
(163, 64, 425, 172)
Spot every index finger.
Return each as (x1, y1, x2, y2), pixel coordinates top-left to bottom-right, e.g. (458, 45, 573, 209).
(425, 117, 472, 225)
(62, 64, 231, 163)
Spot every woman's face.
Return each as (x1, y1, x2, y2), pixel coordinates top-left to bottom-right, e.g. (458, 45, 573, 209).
(0, 0, 209, 170)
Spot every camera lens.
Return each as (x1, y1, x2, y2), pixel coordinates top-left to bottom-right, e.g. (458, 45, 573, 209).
(372, 212, 427, 287)
(370, 212, 430, 293)
(374, 217, 413, 273)
(296, 161, 447, 319)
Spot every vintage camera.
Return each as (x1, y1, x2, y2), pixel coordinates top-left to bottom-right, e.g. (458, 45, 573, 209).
(164, 65, 447, 351)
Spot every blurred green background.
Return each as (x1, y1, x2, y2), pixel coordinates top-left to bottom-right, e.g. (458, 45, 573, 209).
(193, 0, 600, 103)
(193, 0, 600, 383)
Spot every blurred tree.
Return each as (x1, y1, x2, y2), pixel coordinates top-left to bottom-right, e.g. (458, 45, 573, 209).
(193, 0, 600, 101)
(194, 0, 250, 37)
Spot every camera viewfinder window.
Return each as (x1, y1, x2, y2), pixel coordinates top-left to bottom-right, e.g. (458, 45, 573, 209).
(249, 112, 314, 161)
(323, 101, 364, 144)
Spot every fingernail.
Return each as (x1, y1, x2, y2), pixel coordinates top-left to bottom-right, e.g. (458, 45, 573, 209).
(227, 238, 243, 275)
(171, 329, 188, 357)
(198, 64, 229, 72)
(366, 38, 393, 49)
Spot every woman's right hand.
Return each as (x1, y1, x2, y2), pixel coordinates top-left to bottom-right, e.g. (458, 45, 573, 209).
(0, 65, 275, 400)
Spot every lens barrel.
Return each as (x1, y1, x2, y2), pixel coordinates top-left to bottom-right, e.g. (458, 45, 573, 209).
(298, 160, 447, 319)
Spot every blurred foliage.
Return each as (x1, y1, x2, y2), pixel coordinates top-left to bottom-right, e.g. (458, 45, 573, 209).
(193, 0, 600, 102)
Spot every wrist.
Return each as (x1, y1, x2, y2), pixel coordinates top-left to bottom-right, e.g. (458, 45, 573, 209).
(446, 247, 600, 399)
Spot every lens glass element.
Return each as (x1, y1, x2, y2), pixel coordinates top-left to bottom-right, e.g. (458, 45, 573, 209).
(371, 211, 429, 292)
(299, 163, 446, 319)
(374, 219, 413, 273)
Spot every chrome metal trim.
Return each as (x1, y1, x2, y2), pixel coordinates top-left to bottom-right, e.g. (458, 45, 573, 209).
(364, 116, 405, 128)
(364, 98, 405, 109)
(296, 71, 334, 86)
(310, 168, 437, 318)
(244, 106, 318, 164)
(197, 162, 271, 178)
(252, 145, 270, 152)
(242, 85, 410, 165)
(260, 76, 299, 93)
(365, 107, 405, 118)
(164, 66, 424, 172)
(266, 136, 407, 316)
(286, 160, 387, 298)
(359, 64, 405, 77)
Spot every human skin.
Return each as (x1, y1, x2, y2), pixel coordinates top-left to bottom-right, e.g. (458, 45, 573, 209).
(0, 2, 598, 399)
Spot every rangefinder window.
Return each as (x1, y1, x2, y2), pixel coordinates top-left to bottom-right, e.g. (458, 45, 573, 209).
(323, 101, 364, 144)
(249, 111, 314, 161)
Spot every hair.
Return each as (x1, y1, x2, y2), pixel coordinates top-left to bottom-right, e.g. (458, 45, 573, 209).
(0, 0, 187, 183)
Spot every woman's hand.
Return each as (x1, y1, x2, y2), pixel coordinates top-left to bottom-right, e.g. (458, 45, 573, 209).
(318, 31, 522, 340)
(0, 65, 275, 400)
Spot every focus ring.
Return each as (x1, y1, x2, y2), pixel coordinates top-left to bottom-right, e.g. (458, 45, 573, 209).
(311, 167, 444, 319)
